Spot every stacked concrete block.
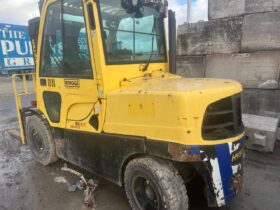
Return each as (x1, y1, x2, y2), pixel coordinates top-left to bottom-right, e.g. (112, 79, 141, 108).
(208, 0, 245, 19)
(177, 17, 243, 55)
(176, 56, 205, 78)
(245, 0, 276, 13)
(208, 0, 280, 20)
(242, 89, 280, 114)
(242, 12, 280, 51)
(205, 52, 280, 89)
(243, 114, 279, 152)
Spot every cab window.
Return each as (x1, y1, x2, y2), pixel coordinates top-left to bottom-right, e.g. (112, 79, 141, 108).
(99, 0, 166, 64)
(40, 0, 92, 78)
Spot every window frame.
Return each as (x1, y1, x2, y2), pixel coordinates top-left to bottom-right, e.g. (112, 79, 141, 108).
(97, 2, 167, 66)
(39, 0, 94, 79)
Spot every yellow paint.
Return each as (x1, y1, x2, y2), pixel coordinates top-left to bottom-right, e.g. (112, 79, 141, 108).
(104, 71, 244, 145)
(67, 103, 95, 121)
(128, 99, 155, 116)
(14, 0, 245, 146)
(12, 73, 36, 144)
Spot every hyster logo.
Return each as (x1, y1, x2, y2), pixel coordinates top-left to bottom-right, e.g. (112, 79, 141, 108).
(231, 148, 244, 164)
(64, 79, 80, 88)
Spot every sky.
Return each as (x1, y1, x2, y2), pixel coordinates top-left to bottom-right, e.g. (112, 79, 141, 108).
(0, 0, 208, 26)
(169, 0, 208, 25)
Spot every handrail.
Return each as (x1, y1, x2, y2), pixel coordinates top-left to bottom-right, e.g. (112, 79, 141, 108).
(12, 73, 36, 144)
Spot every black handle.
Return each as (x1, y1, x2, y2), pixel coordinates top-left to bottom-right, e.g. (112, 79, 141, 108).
(87, 3, 96, 30)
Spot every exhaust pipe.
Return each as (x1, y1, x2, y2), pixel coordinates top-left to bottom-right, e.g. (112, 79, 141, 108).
(168, 10, 177, 74)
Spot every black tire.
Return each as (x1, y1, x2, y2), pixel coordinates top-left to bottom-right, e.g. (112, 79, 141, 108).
(26, 115, 58, 166)
(124, 157, 189, 210)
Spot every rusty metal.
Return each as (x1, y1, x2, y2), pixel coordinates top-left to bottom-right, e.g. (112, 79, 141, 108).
(61, 165, 87, 184)
(61, 165, 99, 208)
(231, 174, 243, 194)
(168, 143, 201, 162)
(83, 180, 98, 208)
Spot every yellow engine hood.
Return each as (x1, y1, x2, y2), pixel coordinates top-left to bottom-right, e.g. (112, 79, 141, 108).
(118, 75, 241, 95)
(104, 72, 243, 145)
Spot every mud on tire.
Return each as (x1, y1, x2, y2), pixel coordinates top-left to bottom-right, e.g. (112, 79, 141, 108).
(26, 115, 58, 166)
(124, 157, 189, 210)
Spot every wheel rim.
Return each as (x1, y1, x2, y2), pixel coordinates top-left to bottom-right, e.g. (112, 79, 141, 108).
(132, 175, 163, 210)
(30, 130, 45, 155)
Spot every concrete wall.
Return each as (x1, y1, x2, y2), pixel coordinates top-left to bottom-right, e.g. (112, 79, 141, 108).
(209, 0, 280, 20)
(242, 89, 280, 114)
(246, 0, 275, 13)
(176, 56, 205, 78)
(176, 58, 280, 116)
(178, 12, 280, 55)
(177, 17, 243, 55)
(177, 0, 280, 120)
(205, 52, 280, 89)
(176, 57, 280, 114)
(242, 12, 280, 51)
(209, 0, 245, 19)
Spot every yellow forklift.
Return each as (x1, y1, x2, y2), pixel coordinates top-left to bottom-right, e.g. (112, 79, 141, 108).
(13, 0, 245, 209)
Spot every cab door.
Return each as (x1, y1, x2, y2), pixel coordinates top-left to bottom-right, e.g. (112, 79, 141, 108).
(37, 0, 99, 132)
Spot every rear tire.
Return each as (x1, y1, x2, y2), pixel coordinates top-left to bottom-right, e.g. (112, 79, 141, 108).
(124, 157, 189, 210)
(26, 115, 58, 166)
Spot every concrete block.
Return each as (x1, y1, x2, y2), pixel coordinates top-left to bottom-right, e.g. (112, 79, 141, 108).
(209, 0, 245, 20)
(243, 114, 279, 152)
(205, 52, 280, 89)
(277, 129, 280, 142)
(262, 111, 280, 142)
(245, 0, 274, 13)
(274, 0, 280, 10)
(209, 0, 280, 20)
(262, 111, 280, 119)
(242, 12, 280, 51)
(242, 89, 280, 115)
(177, 17, 242, 55)
(176, 56, 205, 78)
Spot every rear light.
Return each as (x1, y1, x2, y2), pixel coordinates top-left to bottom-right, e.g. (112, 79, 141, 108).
(31, 100, 37, 107)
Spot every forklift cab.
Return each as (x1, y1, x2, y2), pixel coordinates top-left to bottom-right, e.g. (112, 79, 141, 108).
(33, 0, 170, 134)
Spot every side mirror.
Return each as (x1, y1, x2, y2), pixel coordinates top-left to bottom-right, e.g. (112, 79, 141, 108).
(28, 17, 40, 66)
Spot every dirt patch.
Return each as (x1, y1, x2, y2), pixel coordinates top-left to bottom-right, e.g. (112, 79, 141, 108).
(0, 122, 130, 210)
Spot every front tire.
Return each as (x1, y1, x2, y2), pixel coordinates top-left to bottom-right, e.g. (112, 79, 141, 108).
(124, 157, 189, 210)
(26, 115, 58, 166)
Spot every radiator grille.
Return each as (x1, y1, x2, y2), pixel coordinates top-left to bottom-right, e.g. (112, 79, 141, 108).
(202, 94, 244, 140)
